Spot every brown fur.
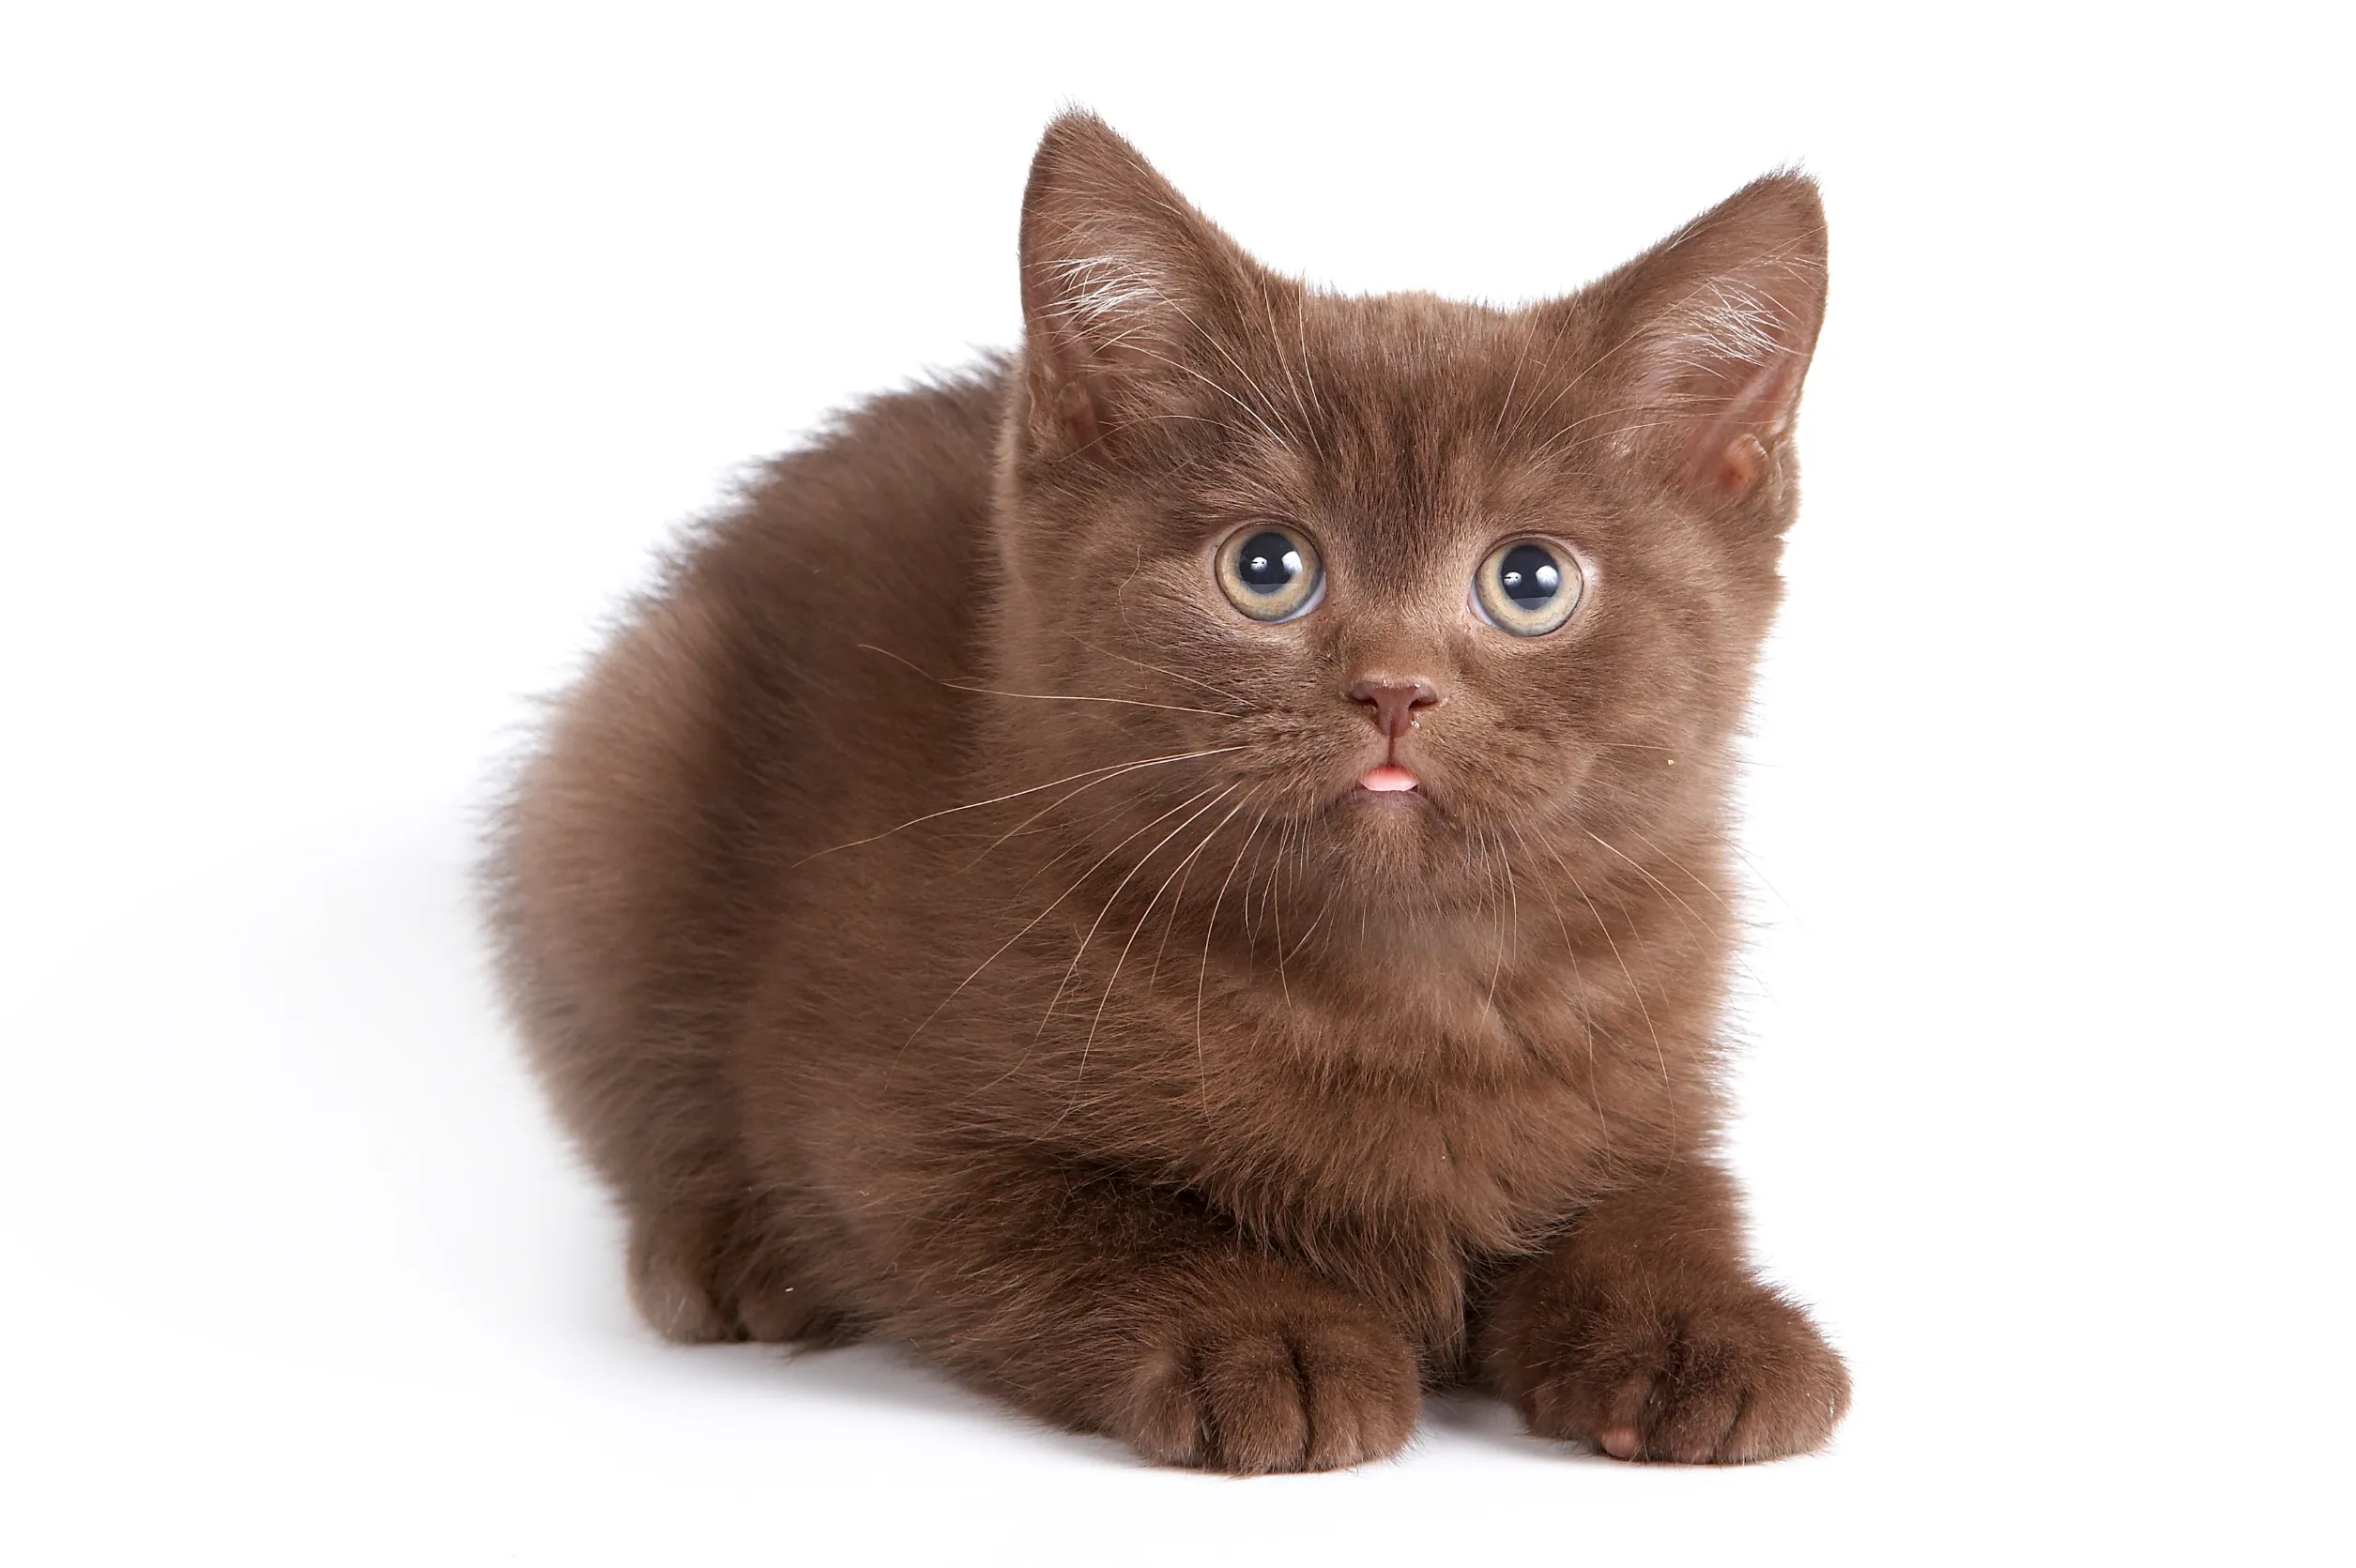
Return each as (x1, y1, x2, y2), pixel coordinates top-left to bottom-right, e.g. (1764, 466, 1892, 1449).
(487, 113, 1848, 1471)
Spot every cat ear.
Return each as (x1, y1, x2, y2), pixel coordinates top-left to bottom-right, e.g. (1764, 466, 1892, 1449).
(1017, 112, 1259, 457)
(1578, 173, 1828, 503)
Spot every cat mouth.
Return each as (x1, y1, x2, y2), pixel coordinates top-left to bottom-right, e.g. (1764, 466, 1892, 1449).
(1340, 759, 1444, 820)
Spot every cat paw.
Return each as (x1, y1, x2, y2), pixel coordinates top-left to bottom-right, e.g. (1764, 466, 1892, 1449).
(627, 1213, 738, 1344)
(1112, 1291, 1422, 1474)
(1502, 1281, 1849, 1464)
(626, 1202, 849, 1346)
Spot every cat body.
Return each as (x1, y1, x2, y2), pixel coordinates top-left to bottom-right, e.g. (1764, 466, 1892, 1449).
(491, 114, 1849, 1471)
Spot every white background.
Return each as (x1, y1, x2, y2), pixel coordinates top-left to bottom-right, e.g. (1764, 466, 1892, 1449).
(5, 3, 2348, 1561)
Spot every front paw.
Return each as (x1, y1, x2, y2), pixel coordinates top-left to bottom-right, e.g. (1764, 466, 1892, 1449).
(1493, 1278, 1849, 1464)
(1111, 1279, 1422, 1474)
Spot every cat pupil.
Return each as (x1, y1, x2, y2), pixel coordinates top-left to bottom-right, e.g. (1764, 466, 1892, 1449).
(1239, 531, 1301, 592)
(1499, 543, 1561, 605)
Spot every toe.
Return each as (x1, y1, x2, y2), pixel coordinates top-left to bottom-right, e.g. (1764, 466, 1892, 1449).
(1199, 1331, 1310, 1472)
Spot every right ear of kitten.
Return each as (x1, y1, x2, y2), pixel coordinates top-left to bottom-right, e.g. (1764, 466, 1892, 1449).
(486, 111, 1847, 1473)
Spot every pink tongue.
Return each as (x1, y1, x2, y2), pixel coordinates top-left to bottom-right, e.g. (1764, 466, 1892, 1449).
(1360, 765, 1419, 793)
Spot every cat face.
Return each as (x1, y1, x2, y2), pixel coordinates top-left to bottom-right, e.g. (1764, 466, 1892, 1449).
(990, 118, 1824, 913)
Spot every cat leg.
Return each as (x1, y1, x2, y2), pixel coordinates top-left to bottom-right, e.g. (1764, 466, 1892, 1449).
(625, 1198, 739, 1343)
(1475, 1157, 1849, 1463)
(724, 1206, 862, 1347)
(862, 1155, 1422, 1473)
(626, 1193, 857, 1346)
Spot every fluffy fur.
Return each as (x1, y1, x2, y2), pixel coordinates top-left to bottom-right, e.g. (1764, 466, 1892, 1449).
(487, 113, 1848, 1471)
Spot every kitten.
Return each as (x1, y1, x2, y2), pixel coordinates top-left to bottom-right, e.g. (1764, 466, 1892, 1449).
(488, 112, 1848, 1472)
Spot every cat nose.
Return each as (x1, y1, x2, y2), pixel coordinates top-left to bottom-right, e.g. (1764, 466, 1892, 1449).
(1347, 677, 1441, 738)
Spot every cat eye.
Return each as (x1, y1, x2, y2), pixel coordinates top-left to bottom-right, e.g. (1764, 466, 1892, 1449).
(1215, 524, 1323, 622)
(1473, 538, 1584, 637)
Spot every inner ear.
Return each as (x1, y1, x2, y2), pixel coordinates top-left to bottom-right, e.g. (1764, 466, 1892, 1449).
(1578, 174, 1828, 504)
(1663, 307, 1813, 498)
(1015, 112, 1265, 460)
(1020, 251, 1170, 452)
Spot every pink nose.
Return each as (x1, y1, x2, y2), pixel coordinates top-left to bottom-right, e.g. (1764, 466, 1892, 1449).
(1347, 678, 1440, 738)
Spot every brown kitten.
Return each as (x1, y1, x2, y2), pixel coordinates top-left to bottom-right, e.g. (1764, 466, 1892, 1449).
(487, 112, 1847, 1472)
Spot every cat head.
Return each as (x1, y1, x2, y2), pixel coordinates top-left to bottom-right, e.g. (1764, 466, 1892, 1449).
(987, 114, 1825, 914)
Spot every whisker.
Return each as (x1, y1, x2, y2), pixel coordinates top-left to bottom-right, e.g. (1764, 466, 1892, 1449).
(1034, 782, 1231, 1046)
(1277, 818, 1339, 967)
(1507, 824, 1610, 1143)
(857, 643, 1241, 719)
(1150, 784, 1260, 989)
(1585, 829, 1719, 937)
(1294, 287, 1328, 425)
(1099, 272, 1301, 456)
(1620, 825, 1735, 911)
(1270, 817, 1295, 1011)
(1278, 883, 1337, 966)
(1057, 632, 1252, 708)
(796, 744, 1243, 868)
(1196, 801, 1274, 1107)
(962, 746, 1248, 872)
(1500, 824, 1523, 977)
(1492, 328, 1537, 435)
(1078, 784, 1255, 1088)
(1094, 331, 1294, 453)
(891, 779, 1229, 1077)
(1532, 826, 1675, 1148)
(1259, 282, 1327, 465)
(1726, 841, 1801, 926)
(1477, 827, 1507, 1014)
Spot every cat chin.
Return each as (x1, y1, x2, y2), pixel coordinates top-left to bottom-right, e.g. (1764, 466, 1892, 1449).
(1313, 793, 1484, 882)
(1330, 781, 1444, 827)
